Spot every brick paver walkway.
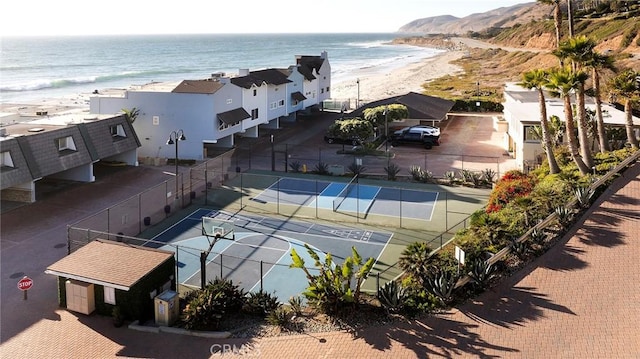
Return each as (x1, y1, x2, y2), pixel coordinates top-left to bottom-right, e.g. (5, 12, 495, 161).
(2, 116, 638, 358)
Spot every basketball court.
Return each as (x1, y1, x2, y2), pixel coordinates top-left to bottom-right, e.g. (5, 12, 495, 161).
(147, 208, 393, 301)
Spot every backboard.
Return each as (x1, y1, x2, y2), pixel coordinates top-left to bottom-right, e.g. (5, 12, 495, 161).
(202, 216, 235, 241)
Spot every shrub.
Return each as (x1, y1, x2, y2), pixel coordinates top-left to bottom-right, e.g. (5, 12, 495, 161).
(510, 240, 529, 260)
(423, 267, 459, 305)
(243, 290, 280, 316)
(347, 163, 366, 176)
(384, 162, 401, 181)
(314, 161, 329, 175)
(289, 161, 302, 173)
(554, 206, 574, 228)
(288, 296, 304, 316)
(444, 171, 457, 185)
(289, 244, 375, 313)
(182, 278, 246, 330)
(377, 280, 408, 314)
(266, 307, 291, 327)
(487, 170, 537, 212)
(481, 168, 497, 184)
(467, 259, 498, 289)
(399, 242, 432, 282)
(575, 185, 595, 209)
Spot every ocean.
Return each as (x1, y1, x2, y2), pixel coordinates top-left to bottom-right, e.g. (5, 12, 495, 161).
(0, 33, 440, 104)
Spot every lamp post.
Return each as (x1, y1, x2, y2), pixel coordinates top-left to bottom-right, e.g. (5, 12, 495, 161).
(167, 129, 186, 199)
(356, 78, 360, 109)
(270, 134, 275, 171)
(384, 106, 389, 153)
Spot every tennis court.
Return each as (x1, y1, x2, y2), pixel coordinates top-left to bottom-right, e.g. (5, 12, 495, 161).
(250, 176, 438, 221)
(149, 208, 393, 301)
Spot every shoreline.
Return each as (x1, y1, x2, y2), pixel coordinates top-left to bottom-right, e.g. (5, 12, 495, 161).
(1, 46, 466, 114)
(329, 49, 465, 104)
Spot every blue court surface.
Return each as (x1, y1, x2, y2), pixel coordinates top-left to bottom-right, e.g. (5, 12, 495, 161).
(148, 208, 393, 301)
(251, 177, 438, 221)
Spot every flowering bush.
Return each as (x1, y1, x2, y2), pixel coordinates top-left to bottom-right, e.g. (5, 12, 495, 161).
(486, 170, 537, 213)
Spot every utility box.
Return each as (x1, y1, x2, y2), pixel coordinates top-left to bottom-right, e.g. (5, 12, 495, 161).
(65, 280, 95, 315)
(154, 290, 179, 326)
(328, 165, 345, 176)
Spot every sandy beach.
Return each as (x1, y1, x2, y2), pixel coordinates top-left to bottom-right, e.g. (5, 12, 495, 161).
(330, 49, 465, 105)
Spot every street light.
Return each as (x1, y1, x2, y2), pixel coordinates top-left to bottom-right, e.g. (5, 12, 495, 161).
(383, 106, 389, 153)
(356, 78, 360, 109)
(167, 129, 186, 199)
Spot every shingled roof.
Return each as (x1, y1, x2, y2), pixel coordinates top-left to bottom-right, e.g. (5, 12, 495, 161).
(172, 80, 225, 94)
(230, 68, 292, 89)
(45, 240, 174, 291)
(296, 55, 325, 81)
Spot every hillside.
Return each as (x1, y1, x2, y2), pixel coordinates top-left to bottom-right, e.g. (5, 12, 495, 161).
(398, 2, 545, 34)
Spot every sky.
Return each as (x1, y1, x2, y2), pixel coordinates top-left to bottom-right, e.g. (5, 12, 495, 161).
(1, 0, 535, 37)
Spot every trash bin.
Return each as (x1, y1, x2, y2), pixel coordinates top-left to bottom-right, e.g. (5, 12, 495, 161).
(154, 290, 179, 326)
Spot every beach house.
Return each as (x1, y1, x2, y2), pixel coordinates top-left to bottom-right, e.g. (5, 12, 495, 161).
(89, 52, 331, 161)
(501, 82, 640, 172)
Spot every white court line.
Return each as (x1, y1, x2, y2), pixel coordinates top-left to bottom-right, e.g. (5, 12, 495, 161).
(248, 235, 293, 293)
(362, 231, 395, 288)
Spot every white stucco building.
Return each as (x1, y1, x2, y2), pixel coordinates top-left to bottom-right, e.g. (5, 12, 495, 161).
(502, 82, 640, 171)
(89, 52, 331, 160)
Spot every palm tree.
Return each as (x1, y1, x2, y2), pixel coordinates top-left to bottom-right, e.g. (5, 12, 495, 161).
(609, 69, 640, 150)
(518, 69, 561, 174)
(586, 51, 616, 152)
(546, 67, 591, 175)
(554, 36, 595, 168)
(537, 0, 563, 49)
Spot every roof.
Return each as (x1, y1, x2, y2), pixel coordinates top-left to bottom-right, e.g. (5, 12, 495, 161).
(351, 92, 455, 121)
(45, 240, 174, 291)
(291, 91, 307, 101)
(296, 55, 325, 81)
(230, 68, 292, 89)
(172, 79, 224, 94)
(218, 107, 251, 125)
(0, 114, 140, 190)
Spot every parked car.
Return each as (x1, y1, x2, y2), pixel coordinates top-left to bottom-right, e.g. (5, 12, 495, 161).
(323, 135, 363, 145)
(390, 126, 440, 149)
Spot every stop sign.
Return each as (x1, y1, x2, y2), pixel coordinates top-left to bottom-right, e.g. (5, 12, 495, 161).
(18, 277, 33, 291)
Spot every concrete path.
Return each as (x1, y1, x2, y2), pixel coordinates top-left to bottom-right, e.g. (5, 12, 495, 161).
(1, 115, 638, 358)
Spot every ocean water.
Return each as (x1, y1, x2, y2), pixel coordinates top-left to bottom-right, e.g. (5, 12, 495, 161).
(0, 33, 440, 104)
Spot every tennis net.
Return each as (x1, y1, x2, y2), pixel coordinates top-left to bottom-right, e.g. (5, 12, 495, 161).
(332, 174, 358, 212)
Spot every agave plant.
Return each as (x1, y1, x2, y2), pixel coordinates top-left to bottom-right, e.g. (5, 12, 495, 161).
(529, 228, 546, 245)
(423, 268, 459, 305)
(467, 258, 498, 288)
(377, 280, 407, 313)
(314, 161, 329, 175)
(481, 168, 497, 184)
(288, 161, 302, 173)
(510, 240, 529, 260)
(575, 185, 595, 209)
(444, 171, 457, 185)
(555, 206, 574, 228)
(384, 162, 401, 181)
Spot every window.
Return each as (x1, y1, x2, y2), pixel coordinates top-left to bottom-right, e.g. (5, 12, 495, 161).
(251, 108, 259, 120)
(321, 88, 324, 94)
(326, 86, 330, 93)
(524, 126, 540, 142)
(218, 119, 240, 131)
(253, 89, 257, 96)
(278, 99, 285, 107)
(56, 136, 77, 152)
(270, 102, 277, 110)
(1, 151, 14, 169)
(104, 286, 116, 305)
(109, 124, 126, 139)
(226, 98, 232, 105)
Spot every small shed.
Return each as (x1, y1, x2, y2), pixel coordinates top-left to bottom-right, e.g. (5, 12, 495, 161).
(45, 239, 175, 322)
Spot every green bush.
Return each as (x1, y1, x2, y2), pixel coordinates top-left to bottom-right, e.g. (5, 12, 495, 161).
(377, 280, 408, 314)
(398, 242, 432, 281)
(182, 278, 246, 330)
(288, 296, 304, 316)
(384, 162, 401, 181)
(314, 161, 330, 175)
(289, 244, 375, 313)
(243, 290, 280, 316)
(266, 307, 291, 327)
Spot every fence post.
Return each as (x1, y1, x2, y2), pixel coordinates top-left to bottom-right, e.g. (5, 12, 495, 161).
(376, 272, 380, 298)
(260, 261, 264, 292)
(200, 251, 207, 290)
(220, 254, 223, 279)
